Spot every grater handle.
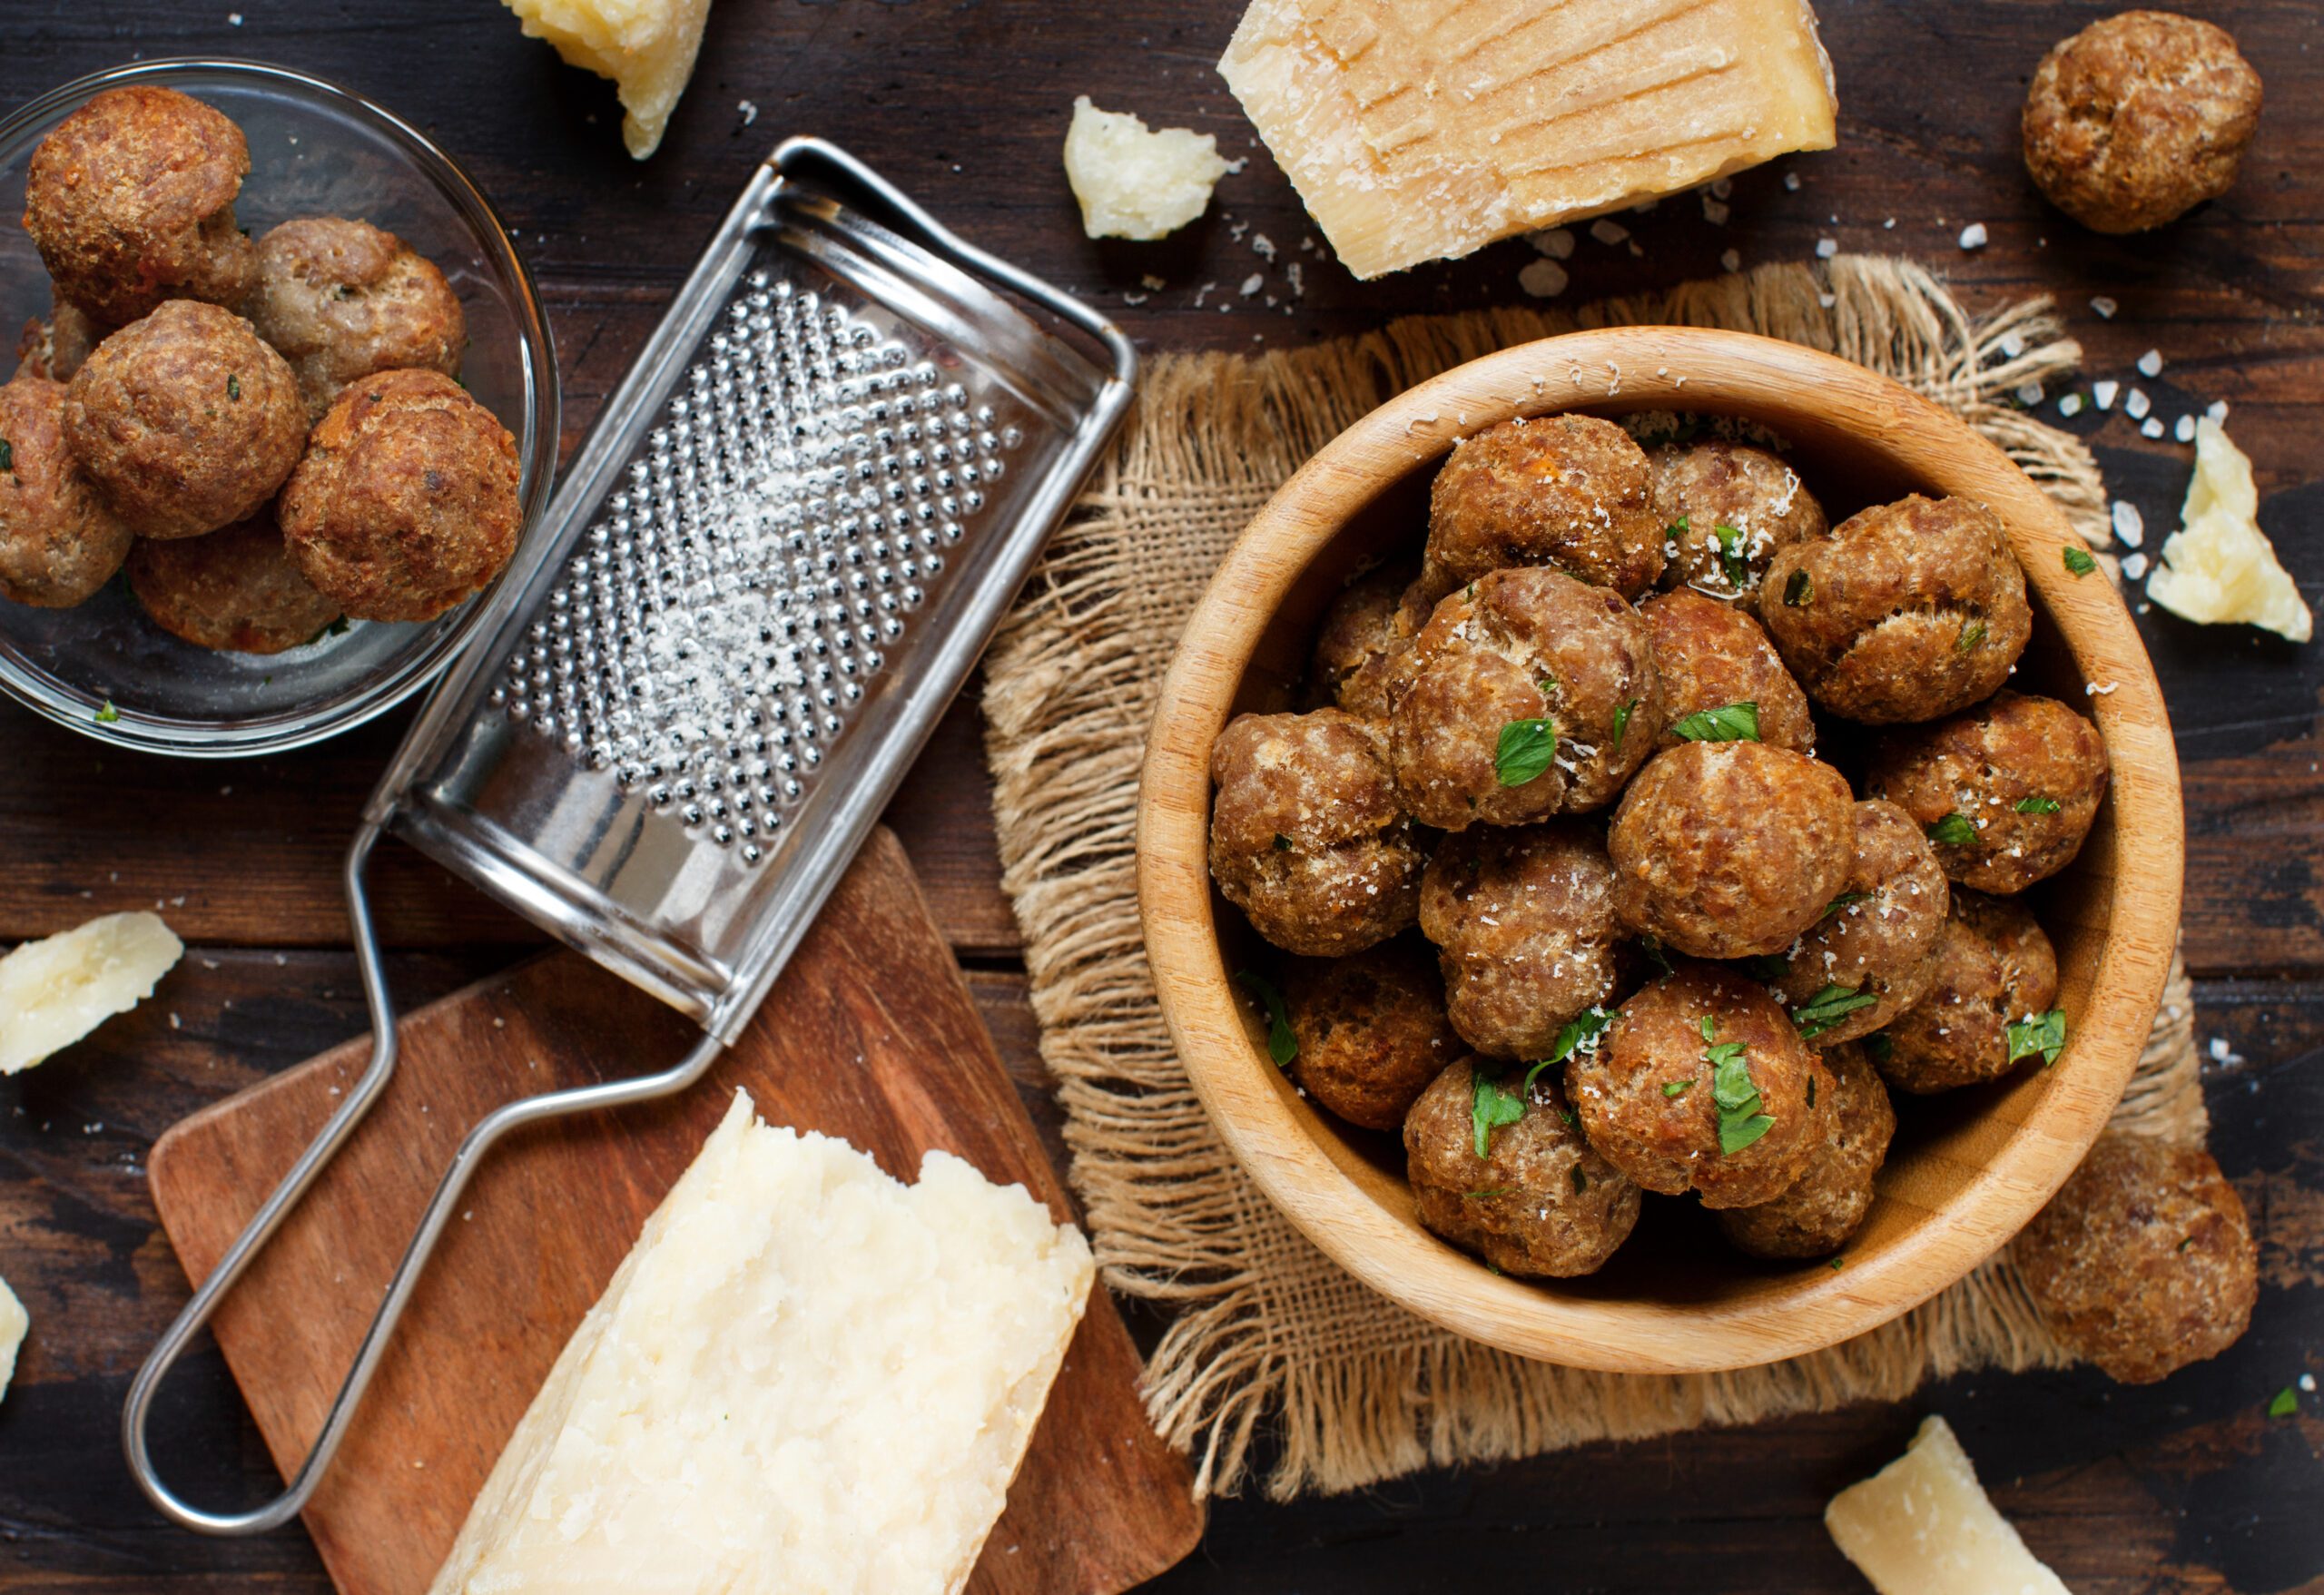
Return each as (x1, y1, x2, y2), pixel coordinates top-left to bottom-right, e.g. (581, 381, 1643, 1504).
(122, 825, 727, 1536)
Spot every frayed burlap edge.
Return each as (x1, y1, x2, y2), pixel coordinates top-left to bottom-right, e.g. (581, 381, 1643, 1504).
(981, 256, 2202, 1501)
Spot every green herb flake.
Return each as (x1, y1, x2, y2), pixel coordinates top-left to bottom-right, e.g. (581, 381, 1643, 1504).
(1669, 701, 1760, 743)
(1820, 891, 1871, 921)
(2015, 795, 2062, 814)
(1494, 716, 1558, 787)
(1713, 523, 1748, 587)
(1638, 935, 1674, 977)
(227, 373, 241, 401)
(1925, 812, 1978, 848)
(1610, 698, 1638, 752)
(1705, 1019, 1775, 1155)
(94, 699, 119, 724)
(1570, 1166, 1588, 1195)
(1955, 618, 1987, 653)
(1806, 1072, 1818, 1109)
(1472, 1068, 1528, 1160)
(1273, 832, 1294, 851)
(1233, 970, 1297, 1068)
(0, 438, 12, 472)
(1560, 1108, 1578, 1127)
(1523, 1006, 1613, 1092)
(1829, 1255, 1846, 1270)
(1783, 567, 1813, 607)
(1666, 514, 1692, 541)
(2267, 1386, 2299, 1420)
(1741, 952, 1791, 982)
(1462, 1186, 1508, 1202)
(1662, 1078, 1694, 1098)
(1793, 983, 1880, 1039)
(2006, 1008, 2070, 1068)
(326, 615, 350, 637)
(2063, 546, 2098, 576)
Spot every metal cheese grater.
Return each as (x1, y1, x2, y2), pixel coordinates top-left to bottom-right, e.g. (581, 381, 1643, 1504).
(123, 137, 1136, 1533)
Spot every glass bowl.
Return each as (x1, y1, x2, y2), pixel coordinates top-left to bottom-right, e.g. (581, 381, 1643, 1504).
(0, 59, 558, 757)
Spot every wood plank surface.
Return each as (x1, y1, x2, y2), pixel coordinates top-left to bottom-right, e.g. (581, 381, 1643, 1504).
(143, 829, 1199, 1595)
(0, 0, 2318, 1591)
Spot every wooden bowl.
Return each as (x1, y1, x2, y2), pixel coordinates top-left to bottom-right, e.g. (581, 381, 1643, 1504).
(1137, 327, 2183, 1374)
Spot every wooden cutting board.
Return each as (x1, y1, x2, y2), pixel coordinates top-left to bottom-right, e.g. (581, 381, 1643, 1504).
(149, 826, 1201, 1595)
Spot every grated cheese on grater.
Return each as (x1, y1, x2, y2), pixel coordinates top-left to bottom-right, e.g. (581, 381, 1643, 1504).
(1217, 0, 1837, 279)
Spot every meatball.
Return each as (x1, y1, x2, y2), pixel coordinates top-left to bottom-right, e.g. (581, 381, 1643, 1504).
(1418, 414, 1663, 605)
(245, 217, 468, 421)
(64, 300, 306, 541)
(15, 294, 101, 383)
(1758, 495, 2032, 726)
(1609, 742, 1855, 960)
(1305, 562, 1414, 713)
(1282, 937, 1461, 1131)
(0, 376, 133, 607)
(1207, 708, 1425, 958)
(279, 368, 522, 622)
(1866, 691, 2111, 895)
(2014, 1135, 2258, 1384)
(1765, 801, 1951, 1046)
(23, 85, 258, 326)
(1419, 822, 1624, 1061)
(1649, 439, 1826, 606)
(2023, 12, 2263, 235)
(1570, 961, 1827, 1208)
(127, 511, 342, 654)
(1639, 588, 1816, 755)
(1873, 890, 2059, 1094)
(1403, 1058, 1640, 1278)
(1388, 566, 1661, 830)
(1715, 1041, 1896, 1259)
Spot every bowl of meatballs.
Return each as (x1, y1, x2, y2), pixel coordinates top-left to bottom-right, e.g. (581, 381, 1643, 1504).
(0, 60, 557, 755)
(1139, 325, 2183, 1373)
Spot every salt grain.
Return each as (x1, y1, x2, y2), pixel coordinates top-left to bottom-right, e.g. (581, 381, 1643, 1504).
(1518, 258, 1570, 299)
(1958, 222, 1988, 250)
(1589, 219, 1629, 246)
(2141, 417, 2165, 438)
(1783, 171, 1802, 192)
(1237, 273, 1263, 297)
(1701, 194, 1730, 225)
(1814, 237, 1837, 259)
(2111, 500, 2145, 546)
(2206, 399, 2230, 423)
(737, 99, 759, 126)
(1998, 330, 2026, 359)
(2090, 296, 2118, 320)
(2122, 551, 2150, 580)
(2174, 414, 2197, 442)
(2015, 382, 2044, 407)
(1531, 227, 1575, 260)
(2057, 392, 2084, 418)
(1720, 248, 1742, 273)
(2093, 379, 2119, 410)
(2124, 388, 2152, 419)
(2136, 349, 2163, 377)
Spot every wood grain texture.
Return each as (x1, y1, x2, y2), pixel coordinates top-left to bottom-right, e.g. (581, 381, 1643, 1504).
(144, 830, 1199, 1595)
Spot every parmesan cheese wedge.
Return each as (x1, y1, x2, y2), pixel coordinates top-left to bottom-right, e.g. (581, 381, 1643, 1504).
(1826, 1415, 2072, 1595)
(1218, 0, 1838, 279)
(0, 1275, 26, 1407)
(428, 1090, 1095, 1595)
(0, 911, 182, 1076)
(1064, 97, 1234, 240)
(2147, 418, 2312, 643)
(503, 0, 710, 159)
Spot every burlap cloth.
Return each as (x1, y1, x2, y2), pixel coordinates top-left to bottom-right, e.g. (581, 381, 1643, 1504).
(980, 257, 2205, 1500)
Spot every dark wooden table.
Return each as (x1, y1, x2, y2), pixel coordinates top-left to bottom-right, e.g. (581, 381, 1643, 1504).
(1, 3, 2318, 1590)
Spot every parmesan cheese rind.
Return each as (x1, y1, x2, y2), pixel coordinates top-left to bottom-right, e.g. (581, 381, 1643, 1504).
(1825, 1415, 2072, 1595)
(1063, 97, 1233, 240)
(428, 1089, 1096, 1595)
(0, 1275, 26, 1406)
(0, 911, 182, 1076)
(503, 0, 710, 159)
(2147, 418, 2312, 643)
(1218, 0, 1838, 279)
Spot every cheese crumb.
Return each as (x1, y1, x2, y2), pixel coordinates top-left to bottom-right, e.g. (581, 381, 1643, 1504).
(1590, 219, 1630, 247)
(1062, 98, 1231, 240)
(501, 0, 710, 160)
(1518, 258, 1570, 299)
(2147, 418, 2313, 641)
(1826, 1416, 2070, 1595)
(0, 911, 182, 1075)
(1531, 228, 1576, 260)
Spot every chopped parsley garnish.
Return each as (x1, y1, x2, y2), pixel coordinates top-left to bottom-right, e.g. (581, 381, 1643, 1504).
(1669, 701, 1760, 743)
(2015, 795, 2062, 814)
(1273, 832, 1294, 851)
(1782, 567, 1813, 606)
(1570, 1166, 1589, 1194)
(1662, 1078, 1694, 1098)
(1741, 952, 1791, 981)
(1523, 1006, 1612, 1092)
(0, 438, 12, 472)
(1793, 983, 1879, 1039)
(2006, 1008, 2069, 1068)
(1713, 523, 1748, 587)
(1864, 1033, 1895, 1065)
(227, 373, 241, 401)
(1925, 812, 1978, 847)
(2267, 1386, 2299, 1419)
(1829, 1255, 1845, 1270)
(2063, 546, 2098, 576)
(1494, 716, 1558, 787)
(1610, 698, 1639, 751)
(1539, 674, 1558, 698)
(1955, 618, 1986, 652)
(1461, 1186, 1508, 1202)
(326, 615, 350, 636)
(1666, 514, 1691, 542)
(1638, 935, 1674, 977)
(1820, 891, 1870, 921)
(1472, 1068, 1528, 1159)
(94, 699, 120, 724)
(1704, 1019, 1774, 1155)
(1233, 970, 1296, 1067)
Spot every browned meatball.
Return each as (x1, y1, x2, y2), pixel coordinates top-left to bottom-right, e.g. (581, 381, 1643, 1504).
(1283, 938, 1461, 1132)
(1866, 691, 2111, 895)
(126, 511, 342, 654)
(1609, 742, 1854, 960)
(1404, 1058, 1640, 1278)
(1765, 801, 1951, 1045)
(1419, 822, 1623, 1060)
(1418, 414, 1663, 605)
(279, 368, 522, 622)
(1873, 890, 2059, 1094)
(245, 217, 468, 421)
(1649, 439, 1826, 607)
(1207, 708, 1425, 958)
(15, 294, 101, 383)
(1640, 588, 1815, 755)
(0, 376, 133, 607)
(1306, 562, 1414, 713)
(1570, 961, 1827, 1208)
(24, 85, 257, 326)
(1758, 495, 2032, 726)
(1716, 1041, 1895, 1259)
(64, 300, 305, 540)
(1388, 566, 1661, 830)
(2024, 12, 2263, 235)
(2014, 1135, 2258, 1383)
